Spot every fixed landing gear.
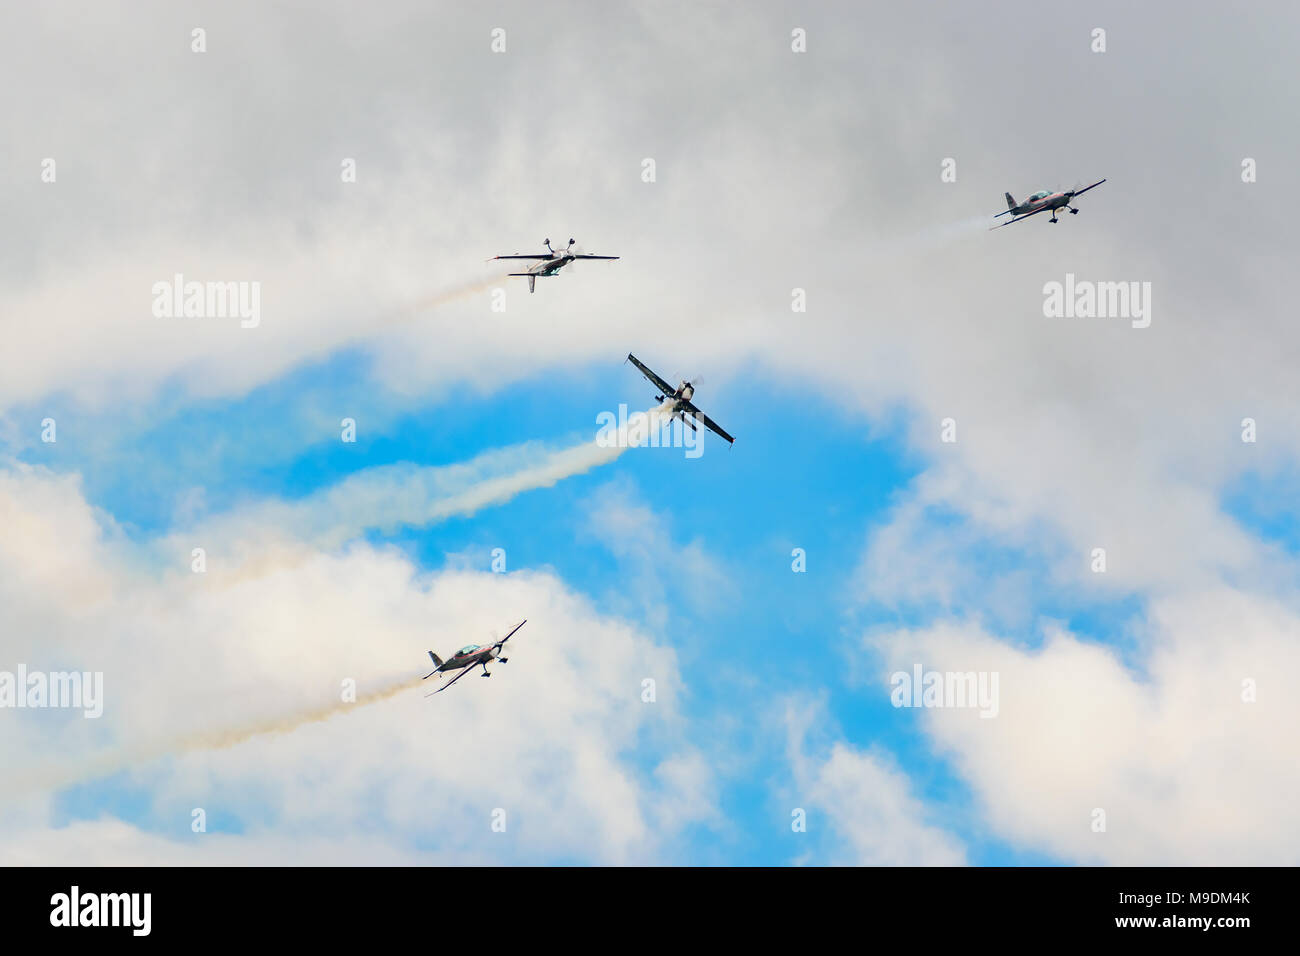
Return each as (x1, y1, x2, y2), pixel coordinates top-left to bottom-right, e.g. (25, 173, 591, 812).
(1049, 216, 1058, 223)
(480, 664, 492, 677)
(498, 657, 508, 664)
(1069, 207, 1079, 215)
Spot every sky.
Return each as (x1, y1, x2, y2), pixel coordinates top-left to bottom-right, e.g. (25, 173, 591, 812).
(1, 0, 1298, 865)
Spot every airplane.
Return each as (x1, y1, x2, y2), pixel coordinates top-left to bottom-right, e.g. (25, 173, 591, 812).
(991, 179, 1106, 228)
(423, 620, 526, 695)
(491, 238, 619, 293)
(626, 353, 735, 445)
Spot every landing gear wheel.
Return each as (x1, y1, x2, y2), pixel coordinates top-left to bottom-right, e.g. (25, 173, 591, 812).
(1070, 208, 1079, 215)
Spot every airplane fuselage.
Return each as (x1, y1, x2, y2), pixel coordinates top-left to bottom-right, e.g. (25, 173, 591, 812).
(654, 382, 694, 407)
(1012, 192, 1070, 216)
(655, 383, 698, 426)
(435, 644, 501, 673)
(529, 256, 573, 276)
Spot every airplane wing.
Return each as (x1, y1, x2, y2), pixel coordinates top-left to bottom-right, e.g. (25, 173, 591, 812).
(572, 254, 619, 260)
(1072, 178, 1106, 197)
(425, 665, 474, 696)
(627, 353, 677, 398)
(989, 207, 1049, 230)
(493, 620, 527, 649)
(679, 400, 735, 445)
(492, 254, 550, 260)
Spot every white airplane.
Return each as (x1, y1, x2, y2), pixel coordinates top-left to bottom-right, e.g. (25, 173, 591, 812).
(491, 238, 619, 292)
(991, 179, 1106, 228)
(627, 353, 735, 445)
(423, 621, 527, 695)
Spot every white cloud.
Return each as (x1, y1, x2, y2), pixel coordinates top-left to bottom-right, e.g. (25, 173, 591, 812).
(3, 1, 1300, 866)
(867, 594, 1300, 864)
(785, 698, 966, 866)
(0, 462, 713, 864)
(0, 818, 437, 867)
(580, 480, 736, 632)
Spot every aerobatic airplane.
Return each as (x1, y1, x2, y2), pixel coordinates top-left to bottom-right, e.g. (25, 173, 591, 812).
(423, 620, 526, 695)
(491, 238, 619, 292)
(627, 353, 735, 445)
(991, 179, 1106, 228)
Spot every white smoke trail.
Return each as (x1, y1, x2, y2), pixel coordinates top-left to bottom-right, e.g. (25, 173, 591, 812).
(866, 214, 994, 263)
(332, 270, 510, 354)
(381, 273, 508, 327)
(175, 406, 675, 559)
(3, 673, 425, 801)
(1, 410, 677, 798)
(371, 408, 672, 532)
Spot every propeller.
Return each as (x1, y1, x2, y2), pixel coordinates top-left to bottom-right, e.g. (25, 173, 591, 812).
(663, 370, 702, 393)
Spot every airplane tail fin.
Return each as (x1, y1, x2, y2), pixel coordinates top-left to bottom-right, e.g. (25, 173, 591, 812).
(1004, 192, 1017, 210)
(423, 650, 443, 680)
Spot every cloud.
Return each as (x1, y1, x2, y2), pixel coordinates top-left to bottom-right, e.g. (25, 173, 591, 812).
(784, 698, 967, 866)
(0, 818, 438, 867)
(866, 593, 1300, 864)
(4, 0, 1300, 866)
(580, 480, 736, 632)
(0, 461, 712, 864)
(7, 1, 1295, 608)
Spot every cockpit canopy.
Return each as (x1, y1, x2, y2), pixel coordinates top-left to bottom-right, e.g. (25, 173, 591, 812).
(1029, 190, 1051, 201)
(457, 644, 480, 655)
